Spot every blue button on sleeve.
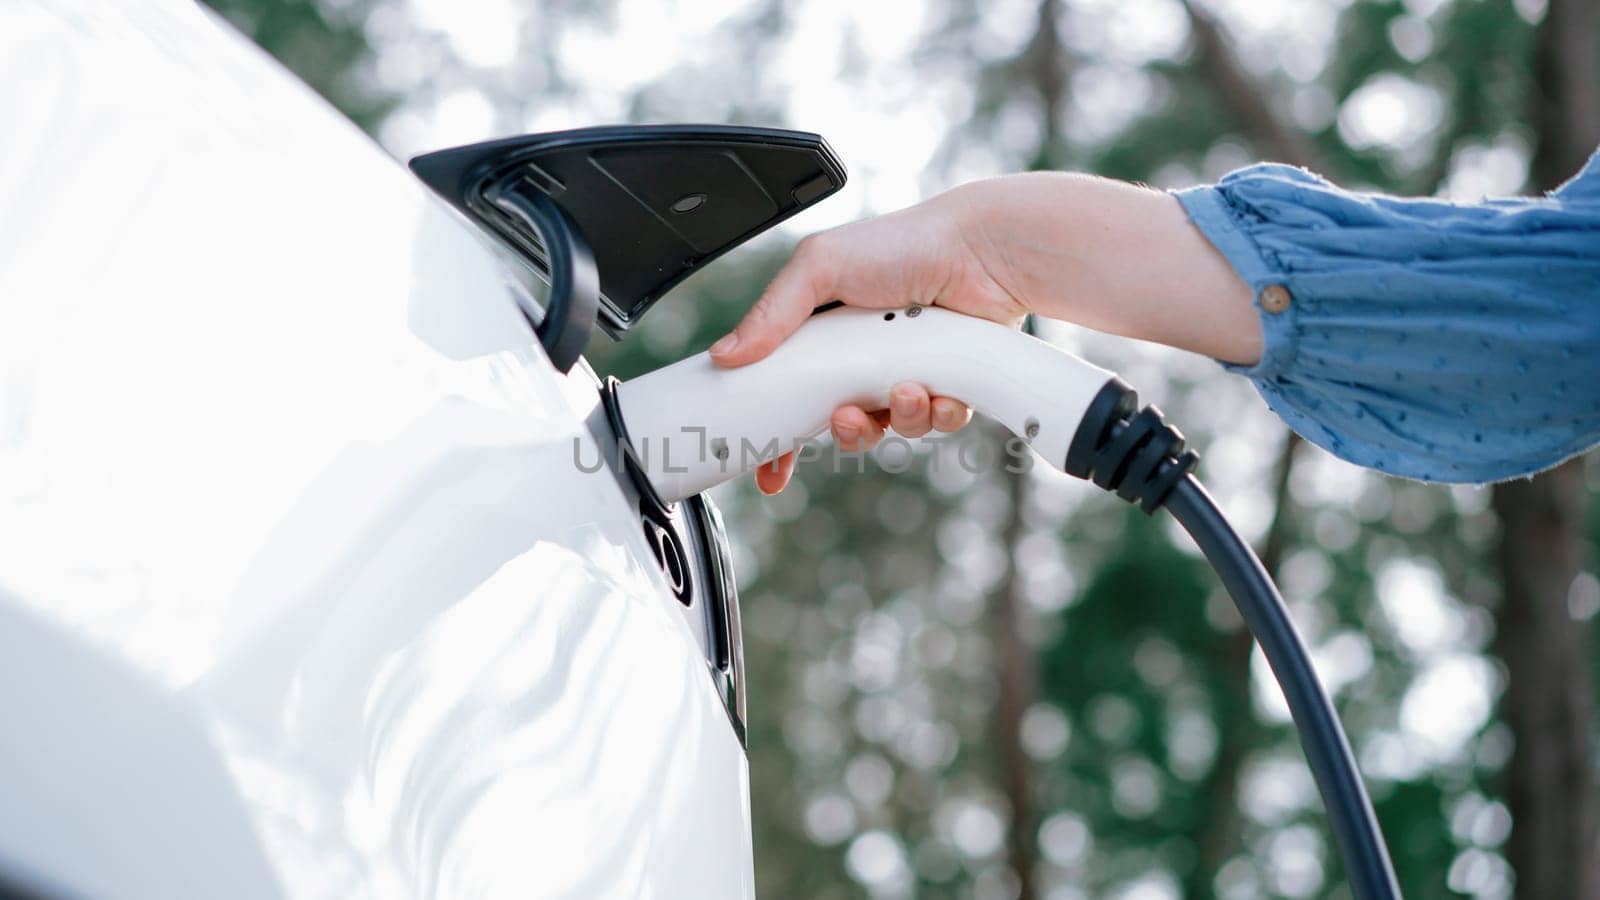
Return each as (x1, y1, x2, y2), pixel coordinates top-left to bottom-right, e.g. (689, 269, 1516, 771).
(1173, 162, 1600, 484)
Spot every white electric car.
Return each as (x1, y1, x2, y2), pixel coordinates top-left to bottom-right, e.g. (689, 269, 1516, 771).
(0, 2, 844, 897)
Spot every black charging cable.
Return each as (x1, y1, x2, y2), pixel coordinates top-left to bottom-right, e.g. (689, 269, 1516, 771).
(1065, 381, 1402, 900)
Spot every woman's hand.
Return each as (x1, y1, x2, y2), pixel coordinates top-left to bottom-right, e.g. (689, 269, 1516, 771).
(709, 189, 1017, 492)
(713, 173, 1259, 494)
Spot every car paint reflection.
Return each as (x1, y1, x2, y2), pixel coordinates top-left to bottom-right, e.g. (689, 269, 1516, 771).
(0, 2, 754, 896)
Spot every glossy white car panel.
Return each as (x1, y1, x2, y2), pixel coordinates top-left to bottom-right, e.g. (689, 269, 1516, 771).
(0, 2, 753, 897)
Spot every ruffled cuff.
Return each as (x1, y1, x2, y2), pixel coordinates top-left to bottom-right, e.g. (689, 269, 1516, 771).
(1172, 182, 1300, 383)
(1169, 163, 1600, 483)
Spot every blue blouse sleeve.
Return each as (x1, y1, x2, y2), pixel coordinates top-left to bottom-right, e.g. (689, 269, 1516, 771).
(1173, 152, 1600, 483)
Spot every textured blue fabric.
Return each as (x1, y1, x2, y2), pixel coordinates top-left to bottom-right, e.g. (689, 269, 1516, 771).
(1174, 151, 1600, 483)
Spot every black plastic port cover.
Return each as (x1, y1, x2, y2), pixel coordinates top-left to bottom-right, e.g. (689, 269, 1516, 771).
(409, 125, 848, 339)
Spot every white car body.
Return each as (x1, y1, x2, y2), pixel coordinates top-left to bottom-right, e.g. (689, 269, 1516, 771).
(0, 2, 753, 897)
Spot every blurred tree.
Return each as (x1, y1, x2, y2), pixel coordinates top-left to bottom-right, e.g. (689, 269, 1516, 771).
(1167, 4, 1324, 890)
(199, 0, 394, 133)
(1490, 2, 1600, 897)
(986, 3, 1072, 898)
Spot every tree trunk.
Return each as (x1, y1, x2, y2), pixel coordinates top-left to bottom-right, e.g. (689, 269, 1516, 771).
(1530, 0, 1600, 190)
(1179, 0, 1327, 172)
(1494, 3, 1600, 895)
(994, 450, 1040, 900)
(1492, 462, 1598, 900)
(988, 4, 1069, 897)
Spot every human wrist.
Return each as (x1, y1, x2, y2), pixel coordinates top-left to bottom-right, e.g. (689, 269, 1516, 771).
(946, 173, 1260, 362)
(940, 173, 1101, 323)
(934, 176, 1048, 317)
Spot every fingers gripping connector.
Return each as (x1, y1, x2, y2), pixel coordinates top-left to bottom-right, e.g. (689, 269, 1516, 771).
(1063, 379, 1199, 513)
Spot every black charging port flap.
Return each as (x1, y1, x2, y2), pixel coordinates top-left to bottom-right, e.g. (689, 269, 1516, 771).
(409, 125, 848, 359)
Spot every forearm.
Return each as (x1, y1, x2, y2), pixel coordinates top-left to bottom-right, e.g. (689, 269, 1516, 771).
(946, 172, 1262, 365)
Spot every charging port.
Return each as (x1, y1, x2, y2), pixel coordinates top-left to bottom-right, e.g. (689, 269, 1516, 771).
(641, 504, 692, 607)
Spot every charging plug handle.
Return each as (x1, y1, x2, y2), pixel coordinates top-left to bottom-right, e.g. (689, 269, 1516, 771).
(617, 305, 1118, 503)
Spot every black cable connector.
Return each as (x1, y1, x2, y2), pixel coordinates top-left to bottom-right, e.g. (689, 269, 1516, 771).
(1062, 377, 1401, 900)
(1064, 379, 1199, 513)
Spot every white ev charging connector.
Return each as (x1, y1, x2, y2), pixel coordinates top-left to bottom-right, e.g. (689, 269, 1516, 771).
(612, 304, 1403, 900)
(618, 305, 1118, 502)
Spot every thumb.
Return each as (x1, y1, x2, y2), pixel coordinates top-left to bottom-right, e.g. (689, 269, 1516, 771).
(710, 242, 833, 367)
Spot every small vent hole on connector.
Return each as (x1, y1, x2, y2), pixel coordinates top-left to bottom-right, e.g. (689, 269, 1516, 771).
(883, 312, 896, 321)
